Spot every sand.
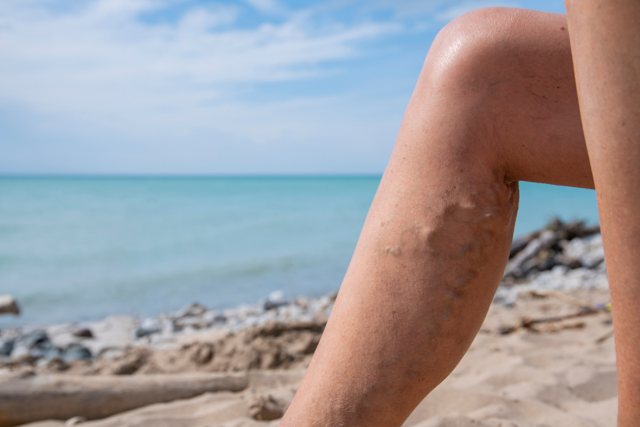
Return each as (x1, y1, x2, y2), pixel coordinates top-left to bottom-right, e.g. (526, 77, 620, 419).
(19, 288, 617, 427)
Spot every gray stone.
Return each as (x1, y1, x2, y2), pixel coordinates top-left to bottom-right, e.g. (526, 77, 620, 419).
(0, 295, 20, 316)
(0, 339, 14, 356)
(12, 331, 54, 360)
(135, 318, 162, 338)
(202, 310, 226, 325)
(20, 331, 50, 349)
(504, 230, 558, 279)
(45, 347, 65, 360)
(264, 290, 288, 310)
(72, 328, 94, 339)
(174, 303, 208, 319)
(63, 343, 92, 362)
(10, 344, 31, 359)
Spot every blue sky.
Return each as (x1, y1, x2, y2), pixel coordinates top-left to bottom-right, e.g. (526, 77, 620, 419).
(0, 0, 566, 175)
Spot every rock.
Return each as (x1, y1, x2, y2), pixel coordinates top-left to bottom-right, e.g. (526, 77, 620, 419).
(20, 331, 50, 349)
(96, 347, 124, 360)
(0, 340, 14, 357)
(546, 218, 600, 240)
(562, 234, 605, 269)
(135, 318, 162, 338)
(43, 357, 70, 372)
(9, 344, 31, 360)
(63, 344, 92, 362)
(554, 251, 583, 269)
(503, 230, 558, 279)
(45, 347, 65, 361)
(104, 347, 151, 375)
(264, 290, 288, 311)
(82, 315, 137, 356)
(191, 343, 214, 365)
(72, 328, 94, 339)
(495, 265, 609, 306)
(11, 331, 54, 360)
(503, 219, 605, 284)
(296, 297, 310, 309)
(202, 310, 226, 325)
(174, 303, 207, 319)
(175, 316, 207, 330)
(249, 394, 285, 421)
(509, 232, 539, 258)
(0, 295, 20, 316)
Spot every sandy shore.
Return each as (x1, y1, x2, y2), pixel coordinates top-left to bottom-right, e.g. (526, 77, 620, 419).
(1, 221, 615, 426)
(7, 287, 616, 427)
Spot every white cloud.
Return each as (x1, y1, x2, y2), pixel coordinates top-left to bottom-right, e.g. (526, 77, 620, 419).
(435, 1, 520, 22)
(0, 0, 397, 121)
(0, 0, 406, 173)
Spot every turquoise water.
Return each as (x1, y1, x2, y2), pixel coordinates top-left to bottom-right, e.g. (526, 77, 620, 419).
(0, 177, 598, 328)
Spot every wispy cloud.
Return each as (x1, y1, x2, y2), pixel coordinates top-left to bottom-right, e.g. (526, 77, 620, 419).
(0, 1, 397, 127)
(0, 0, 535, 174)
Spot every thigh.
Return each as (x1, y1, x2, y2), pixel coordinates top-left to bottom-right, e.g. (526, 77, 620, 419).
(406, 7, 593, 189)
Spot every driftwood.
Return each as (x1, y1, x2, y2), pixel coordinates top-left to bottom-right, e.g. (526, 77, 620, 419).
(0, 373, 248, 427)
(499, 304, 609, 335)
(520, 307, 597, 328)
(504, 218, 602, 281)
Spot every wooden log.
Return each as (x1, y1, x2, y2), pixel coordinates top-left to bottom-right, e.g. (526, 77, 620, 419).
(0, 373, 248, 427)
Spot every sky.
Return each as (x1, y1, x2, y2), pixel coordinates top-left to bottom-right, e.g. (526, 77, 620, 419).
(0, 0, 567, 175)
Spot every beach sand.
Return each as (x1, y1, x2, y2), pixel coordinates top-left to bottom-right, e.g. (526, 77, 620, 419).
(14, 288, 616, 427)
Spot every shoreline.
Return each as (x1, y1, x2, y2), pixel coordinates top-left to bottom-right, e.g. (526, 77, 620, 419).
(0, 219, 608, 371)
(0, 219, 617, 426)
(1, 288, 616, 427)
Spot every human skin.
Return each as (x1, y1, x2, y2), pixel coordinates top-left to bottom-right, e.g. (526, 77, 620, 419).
(564, 1, 640, 425)
(280, 4, 640, 425)
(280, 8, 595, 427)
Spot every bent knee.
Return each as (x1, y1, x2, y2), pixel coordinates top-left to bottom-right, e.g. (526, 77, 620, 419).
(420, 7, 570, 93)
(405, 8, 575, 181)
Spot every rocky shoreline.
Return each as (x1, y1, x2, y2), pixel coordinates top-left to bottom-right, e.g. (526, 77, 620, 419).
(0, 219, 616, 427)
(0, 219, 608, 376)
(0, 291, 335, 376)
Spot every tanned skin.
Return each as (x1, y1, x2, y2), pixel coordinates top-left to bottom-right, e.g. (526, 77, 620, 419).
(280, 4, 639, 426)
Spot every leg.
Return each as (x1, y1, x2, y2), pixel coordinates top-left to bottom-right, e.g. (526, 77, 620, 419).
(564, 2, 640, 425)
(281, 8, 592, 427)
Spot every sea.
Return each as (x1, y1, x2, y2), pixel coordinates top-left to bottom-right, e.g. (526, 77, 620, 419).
(0, 176, 599, 328)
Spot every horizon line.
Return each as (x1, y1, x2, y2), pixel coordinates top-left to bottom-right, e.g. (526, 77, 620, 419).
(0, 173, 384, 179)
